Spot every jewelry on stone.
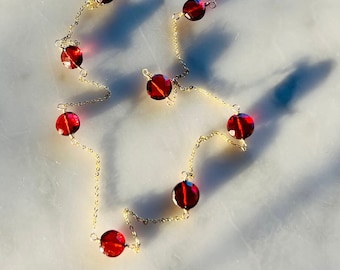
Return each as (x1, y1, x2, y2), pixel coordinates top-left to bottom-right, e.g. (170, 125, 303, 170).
(54, 0, 254, 258)
(142, 0, 217, 105)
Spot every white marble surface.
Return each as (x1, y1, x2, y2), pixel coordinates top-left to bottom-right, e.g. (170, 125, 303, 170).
(1, 0, 340, 269)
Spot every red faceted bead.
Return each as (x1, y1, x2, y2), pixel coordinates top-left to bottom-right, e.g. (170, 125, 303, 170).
(172, 180, 200, 210)
(100, 0, 113, 4)
(100, 230, 126, 257)
(61, 46, 83, 69)
(146, 74, 172, 100)
(183, 0, 206, 21)
(227, 113, 254, 139)
(55, 112, 80, 136)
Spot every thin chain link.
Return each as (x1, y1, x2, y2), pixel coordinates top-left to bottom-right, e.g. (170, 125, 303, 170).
(205, 0, 217, 9)
(56, 1, 112, 239)
(186, 131, 247, 180)
(56, 0, 245, 254)
(141, 13, 188, 107)
(55, 0, 103, 47)
(57, 73, 111, 111)
(55, 0, 112, 111)
(123, 208, 189, 253)
(171, 12, 190, 81)
(166, 87, 178, 107)
(55, 1, 86, 48)
(189, 86, 240, 114)
(55, 0, 111, 111)
(170, 10, 240, 116)
(171, 1, 217, 80)
(69, 136, 101, 241)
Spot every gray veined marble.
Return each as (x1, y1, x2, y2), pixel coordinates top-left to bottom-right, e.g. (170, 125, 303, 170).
(0, 0, 340, 269)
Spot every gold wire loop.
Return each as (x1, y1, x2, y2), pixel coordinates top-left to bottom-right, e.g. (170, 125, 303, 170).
(86, 0, 102, 10)
(232, 104, 241, 114)
(205, 0, 217, 9)
(90, 232, 100, 242)
(57, 103, 68, 111)
(78, 68, 88, 80)
(182, 210, 190, 219)
(172, 12, 184, 21)
(142, 69, 153, 80)
(55, 38, 80, 49)
(181, 171, 194, 180)
(240, 140, 248, 152)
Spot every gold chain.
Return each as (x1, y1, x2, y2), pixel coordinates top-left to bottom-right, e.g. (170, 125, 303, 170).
(171, 12, 190, 81)
(119, 130, 245, 252)
(186, 131, 247, 180)
(56, 0, 111, 242)
(68, 136, 101, 241)
(55, 0, 112, 111)
(56, 0, 250, 256)
(123, 208, 189, 253)
(170, 9, 241, 116)
(54, 0, 103, 46)
(57, 79, 111, 111)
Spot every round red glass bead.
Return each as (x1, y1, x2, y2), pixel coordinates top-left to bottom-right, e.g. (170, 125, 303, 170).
(146, 74, 172, 100)
(61, 46, 83, 69)
(183, 0, 206, 21)
(100, 0, 113, 4)
(227, 113, 254, 139)
(100, 230, 126, 257)
(55, 112, 80, 136)
(172, 180, 200, 210)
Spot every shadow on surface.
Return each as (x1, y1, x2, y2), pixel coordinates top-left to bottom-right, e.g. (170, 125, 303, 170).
(199, 148, 340, 268)
(66, 69, 144, 118)
(200, 59, 335, 192)
(85, 0, 164, 49)
(169, 23, 233, 88)
(273, 60, 334, 107)
(196, 59, 336, 265)
(126, 59, 335, 246)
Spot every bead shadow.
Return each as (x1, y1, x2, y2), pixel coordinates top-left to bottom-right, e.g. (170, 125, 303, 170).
(101, 57, 334, 253)
(109, 59, 335, 249)
(169, 23, 233, 89)
(66, 70, 144, 119)
(121, 189, 179, 245)
(199, 59, 335, 193)
(83, 0, 164, 50)
(192, 59, 335, 263)
(193, 148, 340, 268)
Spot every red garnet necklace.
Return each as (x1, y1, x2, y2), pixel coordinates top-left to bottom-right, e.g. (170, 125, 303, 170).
(54, 0, 254, 258)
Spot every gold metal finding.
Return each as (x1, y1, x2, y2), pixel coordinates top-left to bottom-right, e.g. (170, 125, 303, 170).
(55, 0, 111, 110)
(68, 137, 101, 237)
(123, 208, 189, 253)
(187, 131, 247, 179)
(171, 12, 190, 81)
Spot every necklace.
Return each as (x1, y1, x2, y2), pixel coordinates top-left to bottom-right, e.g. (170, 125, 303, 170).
(54, 0, 254, 258)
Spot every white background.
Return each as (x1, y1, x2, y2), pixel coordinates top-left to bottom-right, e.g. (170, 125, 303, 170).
(1, 0, 340, 269)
